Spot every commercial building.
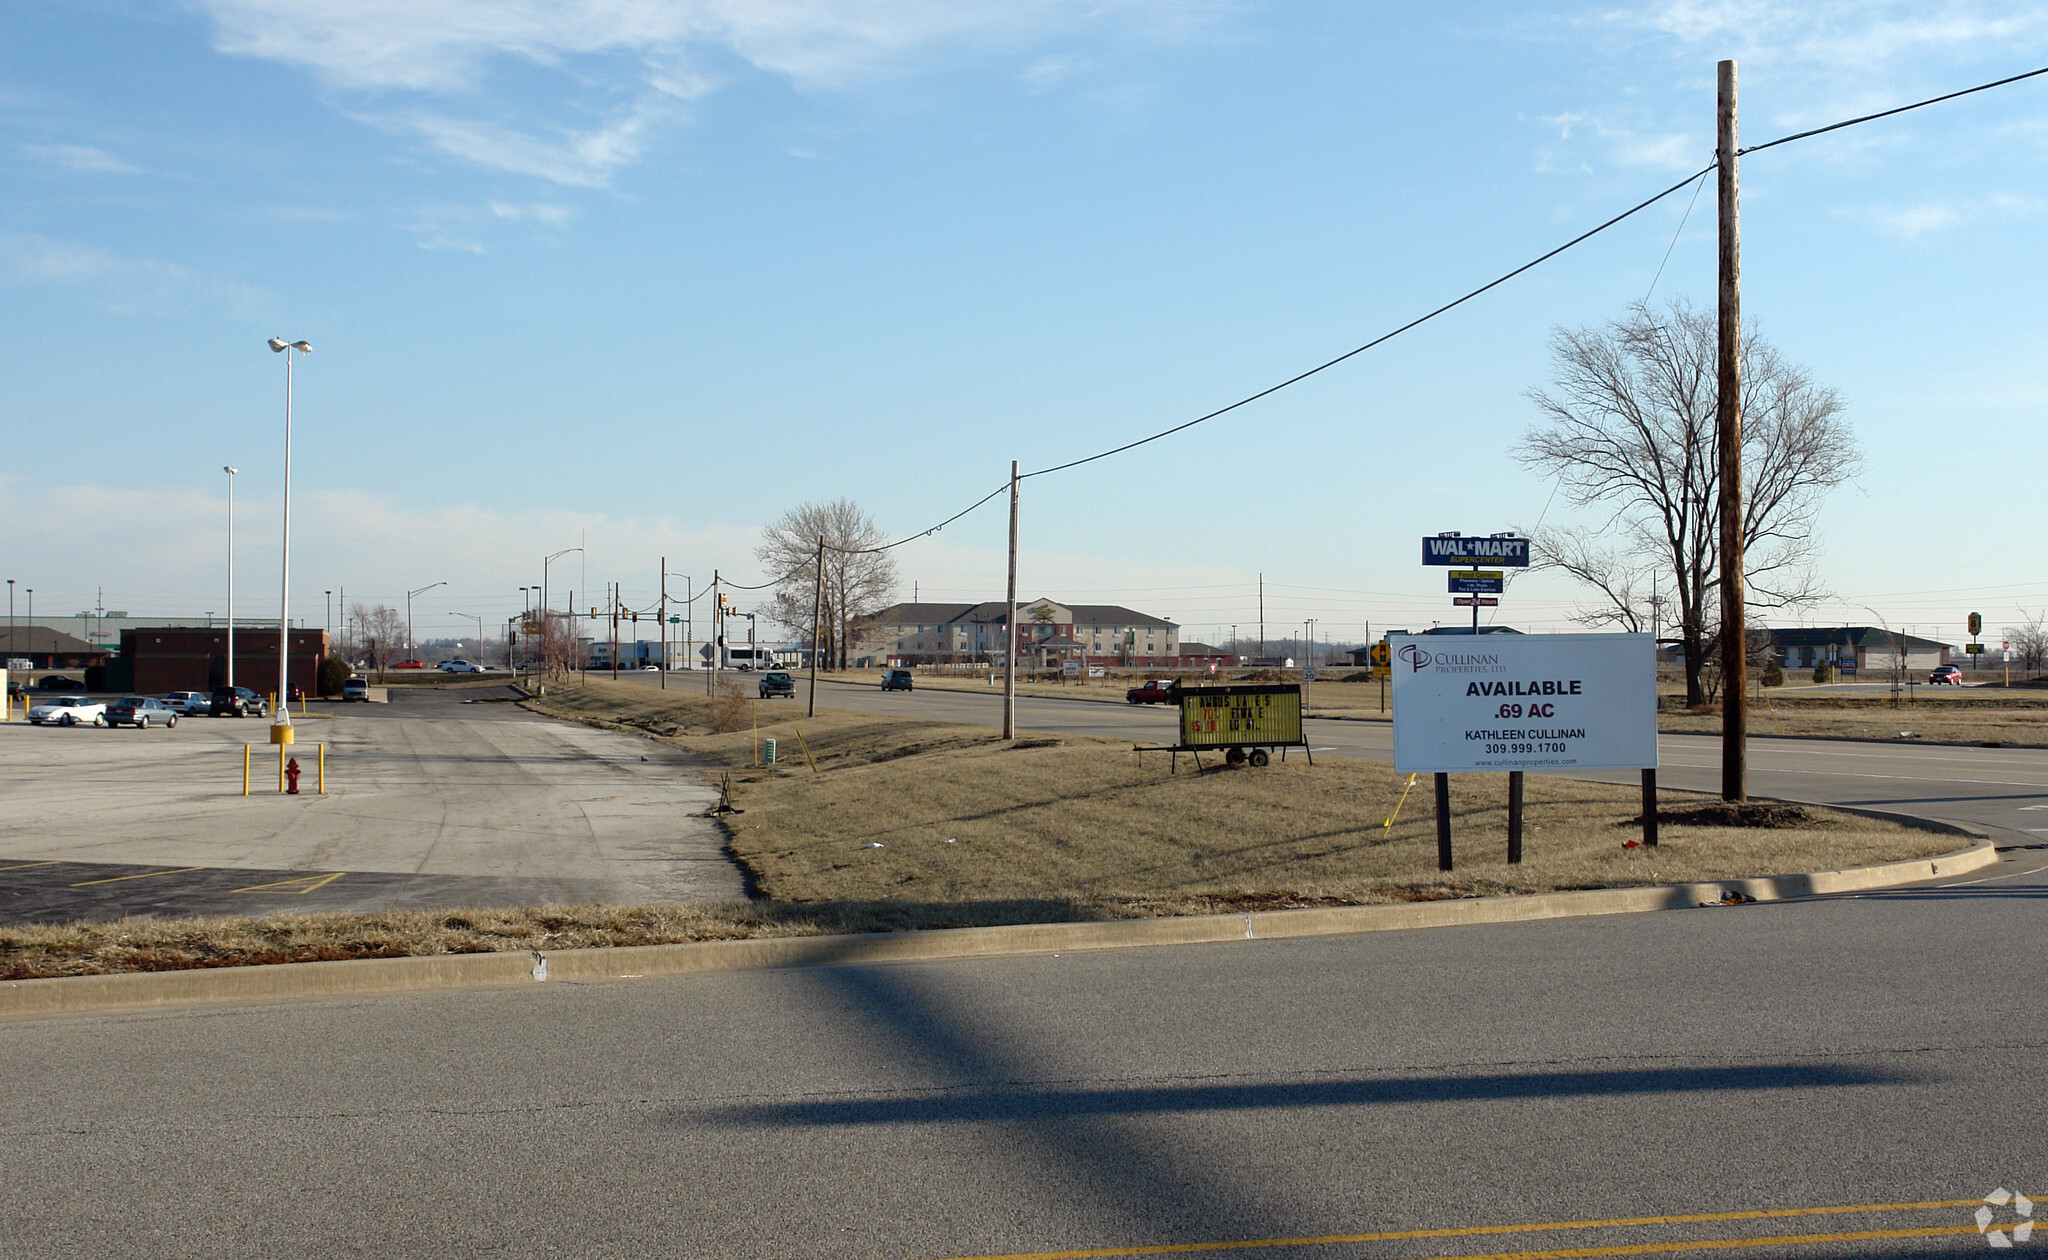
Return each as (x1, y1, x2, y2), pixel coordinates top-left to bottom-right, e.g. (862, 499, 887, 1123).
(0, 625, 108, 670)
(116, 626, 332, 695)
(1768, 627, 1953, 674)
(860, 599, 1182, 668)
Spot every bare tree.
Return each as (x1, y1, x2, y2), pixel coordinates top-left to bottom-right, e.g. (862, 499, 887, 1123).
(2007, 609, 2048, 676)
(349, 602, 405, 679)
(756, 499, 899, 670)
(1518, 299, 1860, 706)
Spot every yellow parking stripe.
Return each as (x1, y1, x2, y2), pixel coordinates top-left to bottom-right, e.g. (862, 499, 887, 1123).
(0, 861, 62, 872)
(69, 866, 208, 887)
(230, 872, 346, 895)
(935, 1197, 1999, 1260)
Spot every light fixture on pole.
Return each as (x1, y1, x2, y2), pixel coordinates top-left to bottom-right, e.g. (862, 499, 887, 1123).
(450, 612, 483, 659)
(224, 466, 237, 690)
(6, 578, 13, 666)
(542, 548, 581, 618)
(407, 582, 447, 658)
(266, 337, 309, 739)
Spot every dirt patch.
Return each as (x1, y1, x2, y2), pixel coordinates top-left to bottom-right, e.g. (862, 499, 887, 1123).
(1628, 802, 1818, 829)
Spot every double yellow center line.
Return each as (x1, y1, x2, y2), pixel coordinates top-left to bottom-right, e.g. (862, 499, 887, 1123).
(938, 1197, 2015, 1260)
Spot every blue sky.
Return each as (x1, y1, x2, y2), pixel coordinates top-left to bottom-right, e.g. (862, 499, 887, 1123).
(4, 1, 2046, 651)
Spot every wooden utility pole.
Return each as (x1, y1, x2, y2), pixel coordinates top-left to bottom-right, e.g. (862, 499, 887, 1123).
(659, 558, 667, 691)
(1716, 58, 1747, 801)
(708, 571, 719, 695)
(610, 582, 620, 681)
(1003, 460, 1019, 740)
(808, 537, 824, 718)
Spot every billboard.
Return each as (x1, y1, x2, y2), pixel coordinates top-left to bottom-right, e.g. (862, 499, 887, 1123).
(1179, 684, 1303, 749)
(1421, 535, 1530, 566)
(1390, 633, 1655, 773)
(1448, 570, 1505, 594)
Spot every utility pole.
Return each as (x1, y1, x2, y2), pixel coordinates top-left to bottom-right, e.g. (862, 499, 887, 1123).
(809, 537, 824, 718)
(1003, 459, 1019, 740)
(1258, 573, 1265, 664)
(659, 559, 667, 691)
(709, 571, 719, 695)
(1717, 58, 1747, 802)
(610, 582, 620, 681)
(1303, 617, 1316, 711)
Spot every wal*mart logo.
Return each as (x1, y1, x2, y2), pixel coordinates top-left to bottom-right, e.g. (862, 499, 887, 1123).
(1399, 644, 1432, 673)
(1977, 1188, 2035, 1248)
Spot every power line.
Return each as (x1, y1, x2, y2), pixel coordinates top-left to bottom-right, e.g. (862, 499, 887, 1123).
(1738, 63, 2048, 157)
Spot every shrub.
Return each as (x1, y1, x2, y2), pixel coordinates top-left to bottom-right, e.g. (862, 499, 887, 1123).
(1760, 658, 1785, 688)
(1811, 662, 1833, 684)
(317, 656, 351, 697)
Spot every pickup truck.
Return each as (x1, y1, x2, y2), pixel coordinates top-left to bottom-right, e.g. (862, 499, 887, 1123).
(758, 671, 796, 699)
(1125, 679, 1181, 705)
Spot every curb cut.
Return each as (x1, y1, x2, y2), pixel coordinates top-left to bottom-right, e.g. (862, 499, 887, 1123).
(0, 839, 1995, 1020)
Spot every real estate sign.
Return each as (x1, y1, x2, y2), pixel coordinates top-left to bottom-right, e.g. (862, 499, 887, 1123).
(1390, 633, 1655, 773)
(1179, 684, 1304, 750)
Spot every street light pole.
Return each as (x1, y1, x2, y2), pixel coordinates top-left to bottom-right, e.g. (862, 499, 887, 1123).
(542, 548, 582, 676)
(266, 337, 309, 726)
(450, 613, 483, 659)
(407, 582, 447, 659)
(224, 466, 237, 690)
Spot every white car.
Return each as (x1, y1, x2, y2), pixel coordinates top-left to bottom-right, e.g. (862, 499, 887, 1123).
(29, 696, 107, 727)
(440, 659, 485, 674)
(161, 691, 210, 715)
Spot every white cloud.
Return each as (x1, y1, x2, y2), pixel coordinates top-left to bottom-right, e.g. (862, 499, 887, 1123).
(1875, 203, 1961, 238)
(0, 233, 267, 315)
(20, 143, 141, 174)
(489, 201, 579, 225)
(194, 0, 1210, 185)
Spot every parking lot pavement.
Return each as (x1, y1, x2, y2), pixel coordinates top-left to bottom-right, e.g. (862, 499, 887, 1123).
(0, 686, 744, 923)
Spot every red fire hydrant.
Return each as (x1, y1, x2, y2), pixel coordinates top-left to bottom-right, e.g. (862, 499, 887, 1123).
(285, 757, 302, 795)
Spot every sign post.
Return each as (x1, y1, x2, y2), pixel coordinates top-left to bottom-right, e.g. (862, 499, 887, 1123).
(1391, 632, 1657, 867)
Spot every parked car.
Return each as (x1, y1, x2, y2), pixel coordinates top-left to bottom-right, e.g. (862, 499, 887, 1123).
(439, 659, 487, 674)
(29, 696, 106, 726)
(881, 668, 914, 692)
(342, 675, 370, 702)
(392, 660, 425, 670)
(758, 671, 796, 699)
(1929, 664, 1964, 686)
(1126, 679, 1182, 705)
(210, 685, 269, 718)
(107, 696, 178, 728)
(161, 691, 210, 715)
(37, 675, 84, 691)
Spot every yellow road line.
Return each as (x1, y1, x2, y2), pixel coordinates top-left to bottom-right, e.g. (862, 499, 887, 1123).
(935, 1198, 1993, 1260)
(0, 860, 63, 872)
(1436, 1226, 1977, 1260)
(69, 866, 208, 887)
(230, 871, 346, 895)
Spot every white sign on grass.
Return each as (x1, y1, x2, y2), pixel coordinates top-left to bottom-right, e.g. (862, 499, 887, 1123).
(1390, 633, 1656, 773)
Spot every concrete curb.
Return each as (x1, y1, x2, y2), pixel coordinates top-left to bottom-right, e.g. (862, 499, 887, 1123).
(0, 839, 1996, 1020)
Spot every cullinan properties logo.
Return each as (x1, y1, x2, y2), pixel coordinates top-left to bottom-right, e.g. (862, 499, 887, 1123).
(1977, 1188, 2035, 1248)
(1399, 643, 1432, 673)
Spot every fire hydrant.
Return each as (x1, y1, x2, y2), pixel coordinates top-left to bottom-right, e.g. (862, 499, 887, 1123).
(285, 757, 302, 795)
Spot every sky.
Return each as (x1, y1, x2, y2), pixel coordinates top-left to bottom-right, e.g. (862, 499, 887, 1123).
(3, 1, 2046, 653)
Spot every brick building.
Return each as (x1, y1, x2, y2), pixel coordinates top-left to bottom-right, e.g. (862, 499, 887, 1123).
(119, 626, 331, 695)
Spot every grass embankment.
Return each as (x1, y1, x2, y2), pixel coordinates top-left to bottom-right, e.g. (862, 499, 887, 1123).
(0, 677, 1955, 981)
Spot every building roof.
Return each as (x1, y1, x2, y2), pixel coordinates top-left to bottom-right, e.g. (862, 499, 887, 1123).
(1179, 642, 1230, 656)
(1769, 626, 1954, 651)
(869, 603, 976, 625)
(0, 625, 100, 654)
(870, 600, 1175, 628)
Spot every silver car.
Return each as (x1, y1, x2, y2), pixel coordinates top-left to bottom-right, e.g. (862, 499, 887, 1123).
(107, 696, 179, 728)
(161, 691, 210, 715)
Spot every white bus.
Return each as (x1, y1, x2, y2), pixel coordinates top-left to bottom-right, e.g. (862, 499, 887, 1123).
(700, 643, 777, 671)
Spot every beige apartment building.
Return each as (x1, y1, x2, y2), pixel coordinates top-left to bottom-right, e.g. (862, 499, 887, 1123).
(858, 599, 1183, 668)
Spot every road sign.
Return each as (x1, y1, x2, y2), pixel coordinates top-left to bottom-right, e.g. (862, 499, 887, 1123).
(1179, 684, 1304, 751)
(1969, 612, 1982, 636)
(1422, 535, 1530, 566)
(1061, 659, 1080, 677)
(1370, 641, 1391, 668)
(1302, 668, 1315, 681)
(1449, 571, 1505, 594)
(1390, 633, 1656, 773)
(1966, 643, 1986, 654)
(1452, 596, 1499, 607)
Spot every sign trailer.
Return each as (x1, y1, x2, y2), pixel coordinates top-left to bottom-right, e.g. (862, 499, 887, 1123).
(1146, 684, 1308, 772)
(1389, 632, 1659, 871)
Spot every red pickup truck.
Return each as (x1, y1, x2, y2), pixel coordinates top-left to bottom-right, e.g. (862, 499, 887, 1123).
(1125, 679, 1181, 705)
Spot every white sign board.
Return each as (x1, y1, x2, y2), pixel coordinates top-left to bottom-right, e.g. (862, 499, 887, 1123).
(1061, 659, 1081, 678)
(1390, 633, 1656, 773)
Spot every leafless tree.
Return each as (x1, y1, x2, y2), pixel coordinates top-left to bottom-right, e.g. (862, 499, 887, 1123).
(349, 602, 405, 679)
(2007, 609, 2048, 675)
(756, 499, 899, 670)
(1517, 299, 1860, 706)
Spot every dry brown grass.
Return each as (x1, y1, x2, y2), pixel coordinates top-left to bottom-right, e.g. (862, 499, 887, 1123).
(1658, 693, 2048, 746)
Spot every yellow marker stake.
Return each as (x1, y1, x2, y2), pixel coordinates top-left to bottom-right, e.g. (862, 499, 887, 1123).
(1382, 772, 1419, 834)
(242, 744, 250, 797)
(318, 742, 325, 794)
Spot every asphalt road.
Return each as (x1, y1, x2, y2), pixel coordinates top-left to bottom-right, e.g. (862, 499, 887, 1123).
(4, 674, 2043, 1258)
(0, 686, 741, 922)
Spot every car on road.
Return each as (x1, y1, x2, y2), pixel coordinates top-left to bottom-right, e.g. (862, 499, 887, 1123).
(29, 696, 106, 726)
(161, 691, 210, 715)
(210, 685, 269, 718)
(1929, 664, 1964, 685)
(439, 659, 486, 674)
(392, 660, 425, 670)
(881, 668, 914, 692)
(758, 671, 796, 699)
(37, 675, 84, 691)
(1126, 678, 1182, 705)
(107, 696, 179, 728)
(342, 675, 370, 702)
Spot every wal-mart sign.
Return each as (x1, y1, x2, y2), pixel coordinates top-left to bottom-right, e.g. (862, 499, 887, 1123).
(1422, 535, 1530, 566)
(1390, 633, 1655, 773)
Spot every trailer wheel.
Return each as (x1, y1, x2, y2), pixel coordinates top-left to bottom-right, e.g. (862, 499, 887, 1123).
(1248, 749, 1270, 767)
(1225, 747, 1247, 766)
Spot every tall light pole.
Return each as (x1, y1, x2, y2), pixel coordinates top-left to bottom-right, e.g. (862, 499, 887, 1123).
(542, 548, 581, 618)
(266, 337, 309, 730)
(224, 465, 237, 690)
(450, 613, 483, 659)
(23, 590, 30, 666)
(542, 548, 581, 676)
(407, 582, 447, 659)
(7, 578, 13, 665)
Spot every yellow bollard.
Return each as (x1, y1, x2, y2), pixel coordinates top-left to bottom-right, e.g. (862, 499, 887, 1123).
(243, 744, 250, 797)
(318, 742, 325, 795)
(279, 742, 286, 794)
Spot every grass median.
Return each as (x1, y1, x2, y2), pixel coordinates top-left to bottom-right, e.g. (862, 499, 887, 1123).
(0, 676, 1959, 980)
